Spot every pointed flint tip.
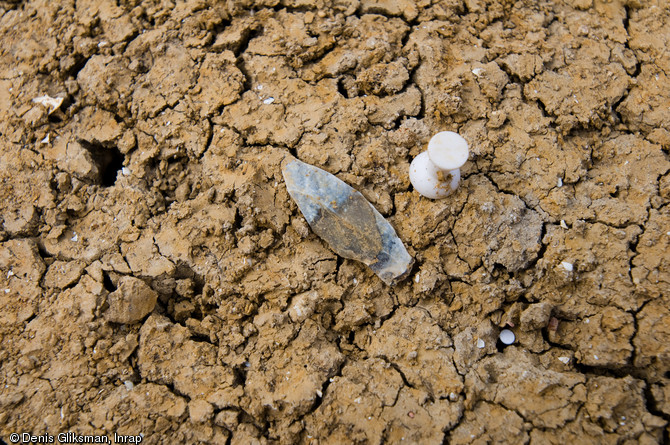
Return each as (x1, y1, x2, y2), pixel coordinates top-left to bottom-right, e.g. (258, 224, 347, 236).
(282, 158, 413, 285)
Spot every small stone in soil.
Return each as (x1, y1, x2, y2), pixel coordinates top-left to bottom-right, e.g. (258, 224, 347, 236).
(499, 329, 515, 345)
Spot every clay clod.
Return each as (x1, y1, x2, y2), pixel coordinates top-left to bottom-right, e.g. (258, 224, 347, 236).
(104, 276, 158, 324)
(282, 157, 413, 285)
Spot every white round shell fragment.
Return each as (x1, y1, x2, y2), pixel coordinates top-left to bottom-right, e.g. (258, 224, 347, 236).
(427, 131, 469, 171)
(409, 151, 460, 199)
(560, 261, 573, 272)
(499, 329, 515, 345)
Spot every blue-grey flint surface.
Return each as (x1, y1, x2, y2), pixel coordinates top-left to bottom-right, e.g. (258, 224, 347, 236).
(282, 158, 413, 285)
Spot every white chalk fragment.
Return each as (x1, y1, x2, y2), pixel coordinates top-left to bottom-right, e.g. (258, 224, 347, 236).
(557, 177, 563, 187)
(316, 389, 322, 398)
(263, 97, 275, 104)
(32, 95, 64, 114)
(476, 338, 485, 349)
(560, 261, 573, 272)
(499, 329, 515, 345)
(471, 67, 484, 77)
(41, 134, 50, 144)
(558, 356, 570, 364)
(71, 232, 78, 242)
(560, 220, 568, 229)
(124, 381, 134, 391)
(122, 167, 130, 176)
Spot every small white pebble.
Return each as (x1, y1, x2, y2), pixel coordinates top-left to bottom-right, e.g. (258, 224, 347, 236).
(71, 233, 78, 242)
(41, 134, 50, 144)
(558, 356, 570, 364)
(560, 220, 568, 229)
(557, 177, 563, 187)
(449, 392, 458, 401)
(316, 389, 322, 398)
(124, 381, 134, 391)
(414, 274, 420, 283)
(471, 67, 483, 76)
(560, 261, 573, 272)
(499, 329, 515, 345)
(476, 339, 485, 349)
(594, 355, 599, 360)
(263, 97, 275, 104)
(32, 95, 63, 113)
(121, 167, 130, 176)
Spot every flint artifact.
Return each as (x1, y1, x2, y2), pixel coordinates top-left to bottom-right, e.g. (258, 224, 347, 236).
(282, 157, 413, 285)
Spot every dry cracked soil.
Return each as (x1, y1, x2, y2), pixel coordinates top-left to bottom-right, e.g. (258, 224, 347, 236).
(0, 0, 669, 443)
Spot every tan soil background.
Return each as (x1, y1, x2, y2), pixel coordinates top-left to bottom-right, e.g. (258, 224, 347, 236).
(0, 0, 669, 443)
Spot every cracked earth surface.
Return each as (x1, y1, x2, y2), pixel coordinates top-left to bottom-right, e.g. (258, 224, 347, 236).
(0, 0, 669, 443)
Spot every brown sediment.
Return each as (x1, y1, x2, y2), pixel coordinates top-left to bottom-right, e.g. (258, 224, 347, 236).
(0, 0, 669, 443)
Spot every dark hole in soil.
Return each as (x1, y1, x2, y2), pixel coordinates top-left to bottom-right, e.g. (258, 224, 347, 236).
(102, 271, 117, 293)
(78, 139, 125, 187)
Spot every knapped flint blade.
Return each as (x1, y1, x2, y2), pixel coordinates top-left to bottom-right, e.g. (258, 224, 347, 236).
(282, 157, 413, 285)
